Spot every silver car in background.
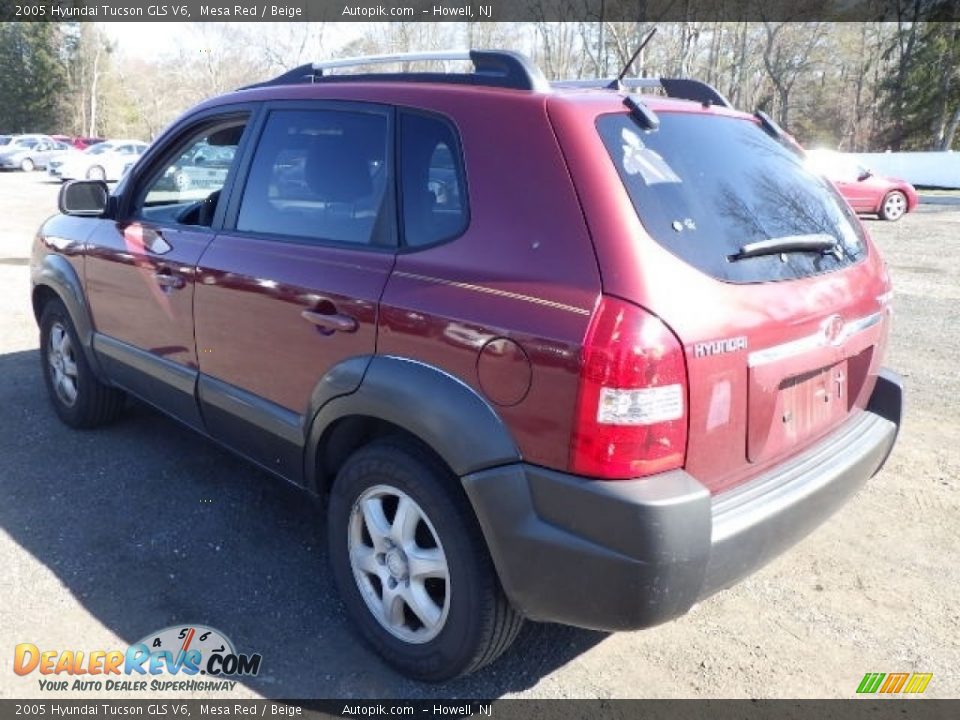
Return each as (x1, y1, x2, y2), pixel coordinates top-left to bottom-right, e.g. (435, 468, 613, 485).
(0, 135, 71, 172)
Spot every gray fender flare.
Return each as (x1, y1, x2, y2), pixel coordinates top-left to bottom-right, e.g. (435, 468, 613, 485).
(304, 355, 520, 492)
(31, 253, 104, 378)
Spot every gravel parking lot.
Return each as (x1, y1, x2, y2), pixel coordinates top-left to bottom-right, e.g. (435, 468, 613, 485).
(0, 170, 957, 700)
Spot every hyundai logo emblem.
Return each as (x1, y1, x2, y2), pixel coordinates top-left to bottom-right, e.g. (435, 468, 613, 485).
(821, 314, 845, 346)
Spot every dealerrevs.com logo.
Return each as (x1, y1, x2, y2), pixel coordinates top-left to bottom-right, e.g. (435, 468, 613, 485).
(14, 625, 262, 693)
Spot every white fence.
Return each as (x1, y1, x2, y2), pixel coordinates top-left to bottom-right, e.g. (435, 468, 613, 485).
(849, 151, 960, 189)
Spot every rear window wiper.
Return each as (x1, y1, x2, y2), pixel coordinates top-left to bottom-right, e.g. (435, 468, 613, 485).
(729, 234, 841, 262)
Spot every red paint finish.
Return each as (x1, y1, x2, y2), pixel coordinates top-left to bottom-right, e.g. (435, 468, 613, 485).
(369, 88, 600, 471)
(193, 235, 392, 414)
(51, 78, 896, 496)
(477, 338, 532, 407)
(834, 172, 919, 215)
(84, 219, 213, 367)
(547, 92, 892, 492)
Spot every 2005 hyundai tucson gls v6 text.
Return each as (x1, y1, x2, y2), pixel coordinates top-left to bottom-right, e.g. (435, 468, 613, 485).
(31, 50, 903, 681)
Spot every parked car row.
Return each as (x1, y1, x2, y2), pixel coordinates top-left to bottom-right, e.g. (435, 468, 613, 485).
(0, 133, 148, 182)
(49, 139, 150, 182)
(0, 134, 72, 172)
(51, 135, 106, 150)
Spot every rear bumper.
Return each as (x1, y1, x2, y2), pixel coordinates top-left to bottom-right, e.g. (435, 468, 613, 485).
(462, 369, 902, 631)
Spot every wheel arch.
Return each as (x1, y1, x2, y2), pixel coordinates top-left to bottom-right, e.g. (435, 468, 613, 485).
(305, 356, 521, 496)
(31, 253, 104, 378)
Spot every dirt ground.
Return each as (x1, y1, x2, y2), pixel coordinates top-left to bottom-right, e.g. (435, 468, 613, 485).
(0, 170, 957, 700)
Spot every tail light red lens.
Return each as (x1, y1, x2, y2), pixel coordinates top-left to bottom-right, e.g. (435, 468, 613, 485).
(571, 296, 688, 479)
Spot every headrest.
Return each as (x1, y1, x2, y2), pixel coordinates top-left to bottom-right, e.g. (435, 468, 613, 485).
(303, 129, 379, 202)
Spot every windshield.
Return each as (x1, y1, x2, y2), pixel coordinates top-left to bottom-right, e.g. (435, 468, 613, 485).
(597, 112, 867, 283)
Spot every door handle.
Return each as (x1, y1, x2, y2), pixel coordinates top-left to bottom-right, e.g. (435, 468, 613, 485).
(154, 272, 185, 290)
(301, 309, 358, 333)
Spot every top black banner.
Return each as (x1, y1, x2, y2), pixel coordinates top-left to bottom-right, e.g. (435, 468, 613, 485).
(2, 0, 959, 22)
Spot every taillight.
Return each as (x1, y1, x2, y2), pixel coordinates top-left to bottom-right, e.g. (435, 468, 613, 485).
(570, 296, 688, 479)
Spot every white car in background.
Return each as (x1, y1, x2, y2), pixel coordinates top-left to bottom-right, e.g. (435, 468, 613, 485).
(53, 139, 149, 182)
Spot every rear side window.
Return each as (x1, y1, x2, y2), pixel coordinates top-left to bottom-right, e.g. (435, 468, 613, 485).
(237, 109, 389, 246)
(597, 112, 867, 283)
(400, 112, 467, 248)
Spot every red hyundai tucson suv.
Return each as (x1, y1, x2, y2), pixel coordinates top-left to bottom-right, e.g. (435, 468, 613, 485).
(31, 50, 902, 681)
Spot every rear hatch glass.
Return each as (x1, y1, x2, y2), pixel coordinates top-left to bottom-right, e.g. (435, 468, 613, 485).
(596, 111, 867, 283)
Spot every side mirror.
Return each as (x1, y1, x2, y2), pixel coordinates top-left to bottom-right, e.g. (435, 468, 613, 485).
(857, 169, 872, 182)
(59, 180, 109, 217)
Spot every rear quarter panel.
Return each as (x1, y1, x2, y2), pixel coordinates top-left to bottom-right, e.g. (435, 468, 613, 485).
(334, 87, 603, 471)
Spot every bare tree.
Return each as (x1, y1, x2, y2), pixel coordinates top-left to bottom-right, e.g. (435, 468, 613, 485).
(932, 23, 960, 150)
(80, 21, 953, 151)
(252, 23, 328, 73)
(761, 22, 828, 129)
(63, 24, 115, 136)
(535, 22, 584, 79)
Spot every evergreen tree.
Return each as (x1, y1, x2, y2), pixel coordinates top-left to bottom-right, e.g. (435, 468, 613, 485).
(0, 23, 68, 133)
(901, 22, 960, 149)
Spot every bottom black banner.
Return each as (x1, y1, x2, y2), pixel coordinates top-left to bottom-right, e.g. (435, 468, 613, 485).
(0, 700, 957, 720)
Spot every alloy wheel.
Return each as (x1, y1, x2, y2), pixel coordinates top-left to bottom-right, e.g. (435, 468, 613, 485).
(348, 484, 451, 644)
(48, 321, 79, 407)
(884, 192, 906, 220)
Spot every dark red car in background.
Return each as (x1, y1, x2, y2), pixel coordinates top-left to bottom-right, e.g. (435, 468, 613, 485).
(51, 135, 106, 150)
(806, 148, 919, 221)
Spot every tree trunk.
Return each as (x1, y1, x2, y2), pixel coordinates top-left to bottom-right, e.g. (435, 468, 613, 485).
(941, 102, 960, 150)
(932, 23, 959, 149)
(890, 5, 922, 150)
(729, 22, 748, 107)
(88, 44, 100, 138)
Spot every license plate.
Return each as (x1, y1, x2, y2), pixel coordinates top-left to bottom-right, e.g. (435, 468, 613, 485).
(748, 360, 849, 462)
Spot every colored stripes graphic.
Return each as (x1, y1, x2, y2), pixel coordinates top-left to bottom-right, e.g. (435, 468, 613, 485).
(857, 672, 933, 694)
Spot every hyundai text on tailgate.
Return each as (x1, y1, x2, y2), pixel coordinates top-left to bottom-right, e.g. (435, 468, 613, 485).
(30, 50, 903, 681)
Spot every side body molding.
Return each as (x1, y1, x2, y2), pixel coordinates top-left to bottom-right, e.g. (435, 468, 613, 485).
(31, 252, 104, 378)
(305, 356, 521, 491)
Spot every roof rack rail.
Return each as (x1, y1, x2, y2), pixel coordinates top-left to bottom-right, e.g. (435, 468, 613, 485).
(553, 77, 732, 108)
(241, 50, 551, 93)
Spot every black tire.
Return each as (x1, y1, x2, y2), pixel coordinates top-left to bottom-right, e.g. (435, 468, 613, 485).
(86, 165, 106, 181)
(39, 299, 125, 428)
(327, 439, 523, 681)
(879, 190, 907, 221)
(20, 157, 35, 172)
